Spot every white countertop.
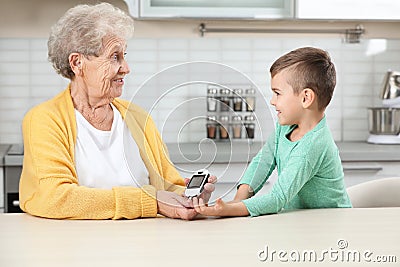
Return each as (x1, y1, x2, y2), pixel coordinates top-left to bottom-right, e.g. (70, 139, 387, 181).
(1, 141, 400, 167)
(336, 142, 400, 161)
(166, 140, 263, 163)
(0, 208, 399, 267)
(0, 144, 10, 167)
(167, 141, 400, 164)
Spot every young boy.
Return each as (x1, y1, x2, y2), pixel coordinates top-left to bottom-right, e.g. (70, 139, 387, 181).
(193, 47, 352, 217)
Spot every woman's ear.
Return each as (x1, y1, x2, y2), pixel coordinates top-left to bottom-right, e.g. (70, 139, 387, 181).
(69, 53, 82, 76)
(301, 88, 316, 109)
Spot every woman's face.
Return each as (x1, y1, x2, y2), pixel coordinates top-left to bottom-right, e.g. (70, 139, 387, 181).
(81, 36, 130, 101)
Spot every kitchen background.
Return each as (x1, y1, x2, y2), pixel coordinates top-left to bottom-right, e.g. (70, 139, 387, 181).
(2, 0, 400, 212)
(1, 36, 399, 144)
(1, 1, 400, 145)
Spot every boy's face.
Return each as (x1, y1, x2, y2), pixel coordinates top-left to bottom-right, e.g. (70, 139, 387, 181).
(270, 70, 303, 125)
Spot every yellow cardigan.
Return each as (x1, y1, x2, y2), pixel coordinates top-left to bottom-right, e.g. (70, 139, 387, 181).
(19, 86, 185, 219)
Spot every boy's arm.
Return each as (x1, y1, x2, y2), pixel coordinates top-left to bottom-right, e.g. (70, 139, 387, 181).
(238, 132, 276, 194)
(233, 184, 254, 202)
(242, 155, 313, 216)
(193, 129, 277, 217)
(192, 185, 252, 217)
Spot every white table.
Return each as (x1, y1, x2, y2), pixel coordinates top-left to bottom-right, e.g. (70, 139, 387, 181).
(0, 208, 399, 267)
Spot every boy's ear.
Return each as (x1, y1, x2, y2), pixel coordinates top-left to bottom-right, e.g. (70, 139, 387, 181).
(301, 88, 315, 108)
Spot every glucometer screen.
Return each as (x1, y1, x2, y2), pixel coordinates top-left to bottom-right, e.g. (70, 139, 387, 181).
(187, 175, 205, 188)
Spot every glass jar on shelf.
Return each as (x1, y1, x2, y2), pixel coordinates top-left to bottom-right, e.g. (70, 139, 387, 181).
(231, 115, 243, 139)
(233, 89, 243, 111)
(218, 115, 230, 140)
(244, 115, 255, 139)
(219, 88, 231, 112)
(206, 115, 217, 139)
(207, 87, 218, 112)
(245, 88, 256, 112)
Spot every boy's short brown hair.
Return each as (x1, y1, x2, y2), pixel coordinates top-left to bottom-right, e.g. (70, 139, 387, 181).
(270, 47, 336, 110)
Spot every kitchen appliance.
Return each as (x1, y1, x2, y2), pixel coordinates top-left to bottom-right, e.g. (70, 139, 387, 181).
(4, 144, 24, 213)
(367, 71, 400, 144)
(381, 71, 400, 107)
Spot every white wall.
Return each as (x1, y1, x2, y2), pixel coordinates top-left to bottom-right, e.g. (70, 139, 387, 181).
(1, 0, 400, 144)
(1, 36, 399, 144)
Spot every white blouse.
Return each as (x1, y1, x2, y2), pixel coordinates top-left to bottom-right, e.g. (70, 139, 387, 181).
(74, 104, 149, 189)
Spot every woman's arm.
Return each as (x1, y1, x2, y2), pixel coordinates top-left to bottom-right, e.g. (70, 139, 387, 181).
(19, 96, 161, 220)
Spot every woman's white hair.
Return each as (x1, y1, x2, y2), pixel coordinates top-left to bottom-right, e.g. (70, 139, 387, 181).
(48, 2, 134, 79)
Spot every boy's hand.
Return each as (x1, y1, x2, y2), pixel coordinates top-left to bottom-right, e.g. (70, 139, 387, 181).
(193, 197, 226, 216)
(192, 197, 250, 217)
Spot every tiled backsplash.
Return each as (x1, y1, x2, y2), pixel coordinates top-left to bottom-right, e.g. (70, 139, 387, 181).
(1, 37, 400, 144)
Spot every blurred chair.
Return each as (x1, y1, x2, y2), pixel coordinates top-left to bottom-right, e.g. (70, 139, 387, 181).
(346, 177, 400, 208)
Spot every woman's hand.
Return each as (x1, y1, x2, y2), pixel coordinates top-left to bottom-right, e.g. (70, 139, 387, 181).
(192, 197, 249, 217)
(156, 191, 196, 220)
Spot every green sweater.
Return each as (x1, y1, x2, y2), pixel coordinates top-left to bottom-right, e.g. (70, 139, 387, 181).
(241, 117, 352, 217)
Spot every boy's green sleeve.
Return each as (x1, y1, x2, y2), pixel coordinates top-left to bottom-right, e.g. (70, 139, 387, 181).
(239, 132, 276, 194)
(242, 156, 313, 216)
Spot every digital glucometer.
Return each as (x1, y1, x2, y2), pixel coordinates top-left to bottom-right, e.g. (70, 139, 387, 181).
(184, 169, 210, 198)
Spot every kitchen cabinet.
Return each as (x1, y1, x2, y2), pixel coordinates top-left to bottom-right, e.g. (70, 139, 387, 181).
(296, 0, 400, 20)
(0, 144, 10, 211)
(0, 166, 3, 210)
(124, 0, 294, 19)
(342, 161, 400, 188)
(337, 142, 400, 188)
(125, 0, 400, 21)
(170, 142, 400, 201)
(4, 164, 22, 213)
(2, 144, 23, 213)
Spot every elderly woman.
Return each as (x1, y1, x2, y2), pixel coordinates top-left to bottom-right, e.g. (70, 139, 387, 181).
(19, 3, 213, 220)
